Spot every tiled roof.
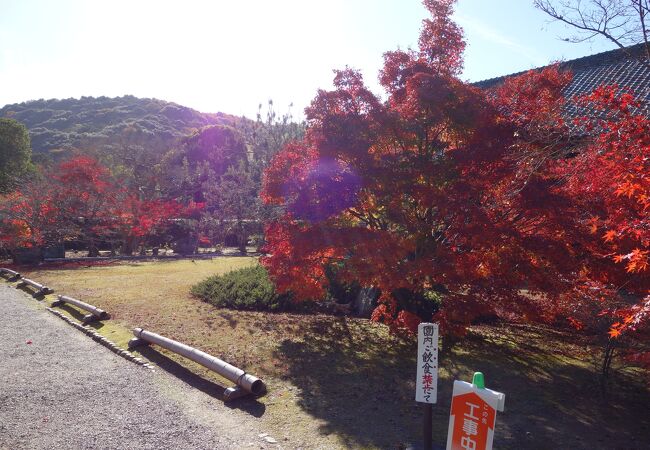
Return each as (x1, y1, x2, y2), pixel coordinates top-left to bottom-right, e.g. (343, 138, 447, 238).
(475, 43, 650, 115)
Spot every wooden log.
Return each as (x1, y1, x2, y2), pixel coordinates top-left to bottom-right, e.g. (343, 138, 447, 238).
(128, 327, 266, 400)
(16, 277, 52, 296)
(52, 295, 110, 323)
(0, 268, 21, 280)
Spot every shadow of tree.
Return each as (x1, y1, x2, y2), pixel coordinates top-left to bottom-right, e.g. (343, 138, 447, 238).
(455, 326, 650, 450)
(275, 320, 650, 449)
(274, 316, 420, 448)
(218, 312, 238, 328)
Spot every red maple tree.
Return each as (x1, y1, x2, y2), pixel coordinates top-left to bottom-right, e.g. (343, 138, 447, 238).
(260, 0, 649, 371)
(0, 179, 70, 250)
(1, 156, 204, 258)
(118, 195, 205, 252)
(550, 85, 650, 370)
(261, 0, 570, 335)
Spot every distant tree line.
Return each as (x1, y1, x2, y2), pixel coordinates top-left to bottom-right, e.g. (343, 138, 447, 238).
(0, 97, 304, 262)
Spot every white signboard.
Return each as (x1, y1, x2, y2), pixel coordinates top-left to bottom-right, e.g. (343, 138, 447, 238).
(415, 322, 439, 403)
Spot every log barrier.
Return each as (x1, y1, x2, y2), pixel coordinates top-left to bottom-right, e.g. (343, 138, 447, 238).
(128, 327, 266, 401)
(0, 268, 21, 280)
(52, 294, 110, 324)
(16, 277, 52, 297)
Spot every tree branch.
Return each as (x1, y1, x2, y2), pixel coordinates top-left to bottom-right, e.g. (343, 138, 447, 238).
(535, 0, 650, 68)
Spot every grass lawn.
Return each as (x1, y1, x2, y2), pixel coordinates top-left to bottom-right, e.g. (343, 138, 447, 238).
(13, 258, 650, 449)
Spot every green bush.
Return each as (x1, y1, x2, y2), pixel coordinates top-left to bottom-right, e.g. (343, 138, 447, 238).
(391, 287, 442, 318)
(323, 264, 361, 304)
(191, 265, 291, 311)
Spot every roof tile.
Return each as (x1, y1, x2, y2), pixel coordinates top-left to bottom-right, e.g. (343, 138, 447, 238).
(475, 43, 650, 117)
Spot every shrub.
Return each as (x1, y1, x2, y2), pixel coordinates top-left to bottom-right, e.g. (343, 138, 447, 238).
(191, 265, 291, 311)
(391, 288, 442, 319)
(323, 264, 361, 304)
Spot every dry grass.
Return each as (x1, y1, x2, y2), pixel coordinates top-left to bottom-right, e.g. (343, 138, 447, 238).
(14, 259, 650, 449)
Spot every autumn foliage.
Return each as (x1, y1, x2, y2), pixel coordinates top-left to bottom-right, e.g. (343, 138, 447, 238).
(260, 0, 649, 366)
(0, 156, 201, 256)
(554, 86, 650, 354)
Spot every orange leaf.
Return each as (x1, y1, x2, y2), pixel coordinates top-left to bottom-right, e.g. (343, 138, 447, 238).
(603, 230, 617, 243)
(608, 328, 622, 338)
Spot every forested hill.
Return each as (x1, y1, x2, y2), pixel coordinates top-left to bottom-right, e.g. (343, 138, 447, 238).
(0, 96, 236, 161)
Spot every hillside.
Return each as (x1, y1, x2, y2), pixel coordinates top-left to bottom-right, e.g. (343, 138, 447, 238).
(0, 96, 237, 161)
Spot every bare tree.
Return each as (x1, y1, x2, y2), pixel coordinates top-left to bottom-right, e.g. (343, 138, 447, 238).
(534, 0, 650, 64)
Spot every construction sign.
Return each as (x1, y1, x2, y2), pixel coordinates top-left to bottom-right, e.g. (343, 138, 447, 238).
(446, 374, 505, 450)
(415, 322, 438, 403)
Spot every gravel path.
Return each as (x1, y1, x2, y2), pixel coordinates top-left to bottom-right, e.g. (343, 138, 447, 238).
(0, 284, 265, 450)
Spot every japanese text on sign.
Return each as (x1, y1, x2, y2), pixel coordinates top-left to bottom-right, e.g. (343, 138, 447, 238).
(415, 322, 439, 404)
(446, 380, 505, 450)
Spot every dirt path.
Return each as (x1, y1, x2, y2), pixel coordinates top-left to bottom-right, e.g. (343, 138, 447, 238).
(0, 284, 271, 450)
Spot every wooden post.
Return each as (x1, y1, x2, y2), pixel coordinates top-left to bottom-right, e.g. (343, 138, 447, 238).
(416, 323, 439, 450)
(424, 403, 433, 450)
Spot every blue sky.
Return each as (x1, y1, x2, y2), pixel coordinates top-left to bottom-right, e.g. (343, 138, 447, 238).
(0, 0, 614, 118)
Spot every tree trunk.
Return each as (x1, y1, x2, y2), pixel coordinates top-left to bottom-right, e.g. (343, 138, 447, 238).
(87, 239, 99, 257)
(238, 223, 247, 254)
(601, 339, 616, 380)
(354, 287, 379, 318)
(122, 237, 134, 256)
(238, 236, 247, 255)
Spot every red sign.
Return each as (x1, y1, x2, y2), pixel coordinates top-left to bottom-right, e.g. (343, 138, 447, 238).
(446, 381, 505, 450)
(449, 392, 495, 450)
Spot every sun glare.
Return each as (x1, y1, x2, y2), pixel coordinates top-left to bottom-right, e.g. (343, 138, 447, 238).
(0, 0, 426, 117)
